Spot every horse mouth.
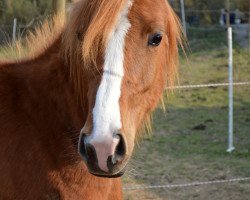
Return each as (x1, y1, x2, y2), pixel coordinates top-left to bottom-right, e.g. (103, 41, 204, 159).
(90, 169, 125, 178)
(87, 162, 128, 178)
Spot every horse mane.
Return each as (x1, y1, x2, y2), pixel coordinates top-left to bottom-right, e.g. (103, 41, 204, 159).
(62, 0, 129, 100)
(163, 1, 183, 88)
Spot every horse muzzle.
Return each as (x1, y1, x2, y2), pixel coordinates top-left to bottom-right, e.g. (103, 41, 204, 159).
(78, 132, 128, 178)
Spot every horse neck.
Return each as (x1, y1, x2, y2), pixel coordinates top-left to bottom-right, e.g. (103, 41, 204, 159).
(4, 36, 89, 167)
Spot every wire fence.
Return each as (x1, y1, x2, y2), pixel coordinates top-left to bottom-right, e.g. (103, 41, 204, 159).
(174, 9, 250, 14)
(166, 82, 250, 90)
(0, 17, 43, 44)
(124, 177, 250, 191)
(0, 23, 31, 44)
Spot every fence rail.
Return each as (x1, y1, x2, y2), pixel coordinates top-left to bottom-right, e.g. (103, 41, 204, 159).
(166, 82, 250, 90)
(174, 9, 250, 14)
(124, 177, 250, 191)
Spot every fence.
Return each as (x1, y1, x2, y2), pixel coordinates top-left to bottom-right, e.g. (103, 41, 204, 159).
(124, 177, 250, 191)
(172, 2, 250, 153)
(0, 18, 40, 45)
(0, 23, 29, 44)
(174, 0, 250, 52)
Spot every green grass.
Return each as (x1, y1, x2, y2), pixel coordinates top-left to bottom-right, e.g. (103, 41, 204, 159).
(124, 29, 250, 200)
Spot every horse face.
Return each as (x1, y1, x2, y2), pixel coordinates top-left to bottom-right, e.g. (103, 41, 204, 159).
(78, 0, 179, 178)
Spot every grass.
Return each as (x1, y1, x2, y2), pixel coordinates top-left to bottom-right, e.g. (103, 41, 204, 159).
(123, 28, 250, 200)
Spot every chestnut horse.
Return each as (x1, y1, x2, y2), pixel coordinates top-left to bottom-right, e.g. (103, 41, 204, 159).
(0, 0, 181, 199)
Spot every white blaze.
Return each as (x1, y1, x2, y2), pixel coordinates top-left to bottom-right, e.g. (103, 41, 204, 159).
(86, 1, 132, 172)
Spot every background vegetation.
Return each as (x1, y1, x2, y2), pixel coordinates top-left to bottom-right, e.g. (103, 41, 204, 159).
(170, 0, 249, 25)
(171, 0, 249, 11)
(0, 0, 70, 25)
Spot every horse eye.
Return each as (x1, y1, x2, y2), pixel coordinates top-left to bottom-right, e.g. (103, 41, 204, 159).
(148, 33, 163, 47)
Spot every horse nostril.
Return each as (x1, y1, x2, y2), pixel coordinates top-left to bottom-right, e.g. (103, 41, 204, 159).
(79, 134, 101, 172)
(113, 134, 126, 164)
(79, 133, 88, 162)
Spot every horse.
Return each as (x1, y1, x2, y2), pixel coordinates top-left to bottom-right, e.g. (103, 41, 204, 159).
(0, 0, 182, 199)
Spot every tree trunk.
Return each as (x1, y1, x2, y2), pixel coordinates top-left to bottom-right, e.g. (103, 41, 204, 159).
(53, 0, 66, 15)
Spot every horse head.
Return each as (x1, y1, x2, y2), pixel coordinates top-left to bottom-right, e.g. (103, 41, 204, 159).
(63, 0, 182, 178)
